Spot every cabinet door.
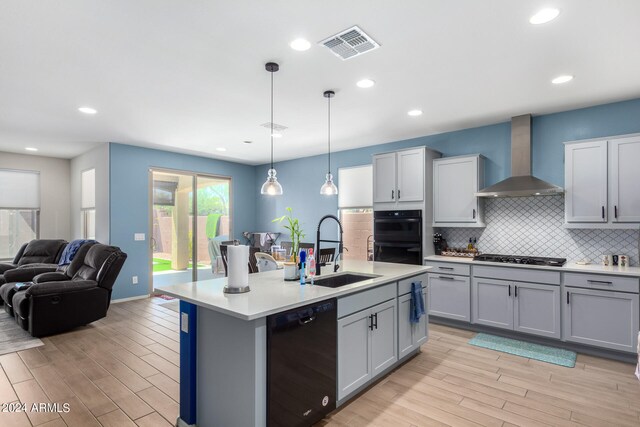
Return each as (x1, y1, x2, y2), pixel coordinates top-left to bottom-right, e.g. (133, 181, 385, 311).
(563, 288, 639, 353)
(337, 309, 371, 400)
(397, 294, 414, 359)
(513, 283, 560, 339)
(433, 156, 478, 222)
(397, 148, 424, 202)
(472, 278, 513, 330)
(565, 141, 608, 222)
(373, 153, 397, 203)
(413, 289, 429, 347)
(609, 136, 640, 222)
(370, 299, 397, 377)
(428, 274, 471, 321)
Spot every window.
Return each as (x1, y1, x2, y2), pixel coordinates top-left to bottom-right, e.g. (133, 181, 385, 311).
(338, 165, 373, 261)
(0, 169, 40, 259)
(81, 168, 96, 239)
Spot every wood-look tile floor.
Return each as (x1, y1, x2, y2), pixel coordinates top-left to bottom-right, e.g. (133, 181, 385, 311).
(1, 298, 639, 426)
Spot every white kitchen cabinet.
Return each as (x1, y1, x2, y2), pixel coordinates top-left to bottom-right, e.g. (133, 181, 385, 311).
(433, 155, 484, 226)
(373, 147, 437, 206)
(397, 148, 425, 202)
(563, 287, 639, 353)
(565, 134, 640, 227)
(398, 287, 428, 360)
(337, 299, 397, 401)
(472, 277, 561, 338)
(428, 274, 471, 322)
(472, 278, 513, 330)
(609, 135, 640, 222)
(373, 152, 397, 203)
(513, 282, 560, 339)
(565, 140, 608, 223)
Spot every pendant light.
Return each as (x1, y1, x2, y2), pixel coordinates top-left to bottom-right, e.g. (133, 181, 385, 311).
(320, 90, 338, 196)
(261, 62, 283, 196)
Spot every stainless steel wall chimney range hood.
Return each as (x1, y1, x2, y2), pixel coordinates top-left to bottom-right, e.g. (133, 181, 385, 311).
(475, 114, 564, 198)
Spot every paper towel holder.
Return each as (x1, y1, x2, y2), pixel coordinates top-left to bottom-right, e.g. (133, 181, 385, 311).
(224, 241, 251, 294)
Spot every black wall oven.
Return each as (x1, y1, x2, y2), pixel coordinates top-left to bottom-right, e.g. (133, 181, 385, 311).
(373, 210, 422, 265)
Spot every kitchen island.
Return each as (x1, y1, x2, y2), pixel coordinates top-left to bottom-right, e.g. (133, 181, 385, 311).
(156, 260, 431, 427)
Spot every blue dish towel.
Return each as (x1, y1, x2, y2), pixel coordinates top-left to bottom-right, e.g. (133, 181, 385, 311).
(410, 281, 425, 324)
(58, 239, 94, 266)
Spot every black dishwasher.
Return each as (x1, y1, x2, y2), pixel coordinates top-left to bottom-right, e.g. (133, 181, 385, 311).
(267, 298, 337, 427)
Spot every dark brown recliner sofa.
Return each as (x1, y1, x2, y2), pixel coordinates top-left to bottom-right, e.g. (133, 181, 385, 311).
(0, 241, 93, 316)
(0, 239, 67, 287)
(10, 243, 127, 337)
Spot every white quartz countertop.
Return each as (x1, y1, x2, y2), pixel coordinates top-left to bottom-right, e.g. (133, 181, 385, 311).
(424, 255, 640, 277)
(155, 260, 430, 321)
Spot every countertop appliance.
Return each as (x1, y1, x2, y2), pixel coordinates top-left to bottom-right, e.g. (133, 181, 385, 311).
(373, 209, 422, 265)
(474, 253, 567, 266)
(267, 298, 337, 427)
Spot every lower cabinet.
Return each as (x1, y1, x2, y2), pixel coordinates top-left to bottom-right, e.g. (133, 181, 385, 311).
(337, 299, 397, 401)
(563, 287, 639, 353)
(398, 288, 428, 360)
(472, 278, 561, 339)
(427, 274, 470, 321)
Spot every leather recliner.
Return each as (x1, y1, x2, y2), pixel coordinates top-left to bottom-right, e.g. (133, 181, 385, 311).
(0, 239, 67, 287)
(10, 243, 127, 337)
(0, 242, 94, 316)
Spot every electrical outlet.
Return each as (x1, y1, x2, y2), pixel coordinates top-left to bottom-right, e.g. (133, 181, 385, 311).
(134, 233, 145, 241)
(181, 312, 189, 333)
(132, 276, 138, 285)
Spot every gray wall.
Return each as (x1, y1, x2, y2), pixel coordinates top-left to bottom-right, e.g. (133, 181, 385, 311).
(70, 143, 110, 243)
(0, 151, 71, 240)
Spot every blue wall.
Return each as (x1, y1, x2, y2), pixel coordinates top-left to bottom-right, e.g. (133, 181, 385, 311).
(256, 98, 640, 238)
(109, 143, 256, 300)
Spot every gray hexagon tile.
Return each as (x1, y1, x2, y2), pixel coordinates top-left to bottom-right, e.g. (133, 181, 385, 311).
(436, 195, 639, 266)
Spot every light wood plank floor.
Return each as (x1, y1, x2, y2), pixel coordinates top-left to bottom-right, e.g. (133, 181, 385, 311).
(1, 297, 639, 426)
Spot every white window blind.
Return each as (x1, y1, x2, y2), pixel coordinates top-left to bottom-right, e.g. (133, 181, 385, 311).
(81, 168, 96, 209)
(338, 165, 373, 208)
(0, 169, 40, 209)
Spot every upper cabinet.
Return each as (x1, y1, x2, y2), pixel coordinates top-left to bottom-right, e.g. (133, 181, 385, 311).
(433, 155, 485, 227)
(373, 147, 438, 206)
(565, 135, 640, 228)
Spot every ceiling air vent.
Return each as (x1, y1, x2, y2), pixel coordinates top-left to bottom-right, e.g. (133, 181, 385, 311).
(319, 26, 380, 60)
(260, 122, 288, 132)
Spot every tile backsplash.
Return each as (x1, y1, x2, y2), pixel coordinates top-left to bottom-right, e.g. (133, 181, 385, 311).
(436, 195, 640, 266)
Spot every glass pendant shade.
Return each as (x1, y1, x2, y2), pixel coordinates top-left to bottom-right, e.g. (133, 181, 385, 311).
(261, 168, 283, 196)
(320, 173, 338, 195)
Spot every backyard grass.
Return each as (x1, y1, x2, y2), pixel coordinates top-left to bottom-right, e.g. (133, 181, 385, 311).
(152, 258, 206, 273)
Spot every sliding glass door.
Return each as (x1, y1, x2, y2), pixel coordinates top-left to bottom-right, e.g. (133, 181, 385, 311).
(150, 169, 231, 290)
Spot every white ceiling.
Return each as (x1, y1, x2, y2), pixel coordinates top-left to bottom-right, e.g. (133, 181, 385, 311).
(1, 1, 639, 164)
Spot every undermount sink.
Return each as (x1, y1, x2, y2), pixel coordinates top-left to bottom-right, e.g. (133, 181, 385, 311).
(309, 272, 381, 288)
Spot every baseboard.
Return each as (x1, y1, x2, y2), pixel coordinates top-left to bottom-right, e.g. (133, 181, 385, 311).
(111, 294, 150, 304)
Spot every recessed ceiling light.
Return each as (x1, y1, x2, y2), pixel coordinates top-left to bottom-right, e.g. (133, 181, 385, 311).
(290, 38, 311, 51)
(356, 79, 375, 88)
(78, 106, 97, 115)
(272, 133, 283, 138)
(493, 195, 499, 197)
(407, 109, 423, 117)
(529, 8, 560, 25)
(216, 147, 227, 152)
(25, 147, 38, 152)
(552, 75, 574, 84)
(535, 192, 541, 195)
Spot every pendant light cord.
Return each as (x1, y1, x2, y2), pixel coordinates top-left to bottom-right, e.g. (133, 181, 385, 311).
(327, 95, 331, 174)
(270, 70, 274, 171)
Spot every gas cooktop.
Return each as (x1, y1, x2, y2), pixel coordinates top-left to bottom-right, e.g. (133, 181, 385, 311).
(473, 254, 567, 267)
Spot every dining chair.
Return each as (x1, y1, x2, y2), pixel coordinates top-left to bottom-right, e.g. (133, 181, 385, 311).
(255, 252, 278, 272)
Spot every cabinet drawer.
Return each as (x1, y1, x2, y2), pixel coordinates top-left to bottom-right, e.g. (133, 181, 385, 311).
(338, 282, 396, 318)
(425, 261, 470, 277)
(473, 265, 560, 285)
(564, 273, 639, 293)
(398, 273, 428, 295)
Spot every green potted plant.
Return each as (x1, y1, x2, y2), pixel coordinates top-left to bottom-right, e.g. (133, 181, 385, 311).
(273, 207, 305, 263)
